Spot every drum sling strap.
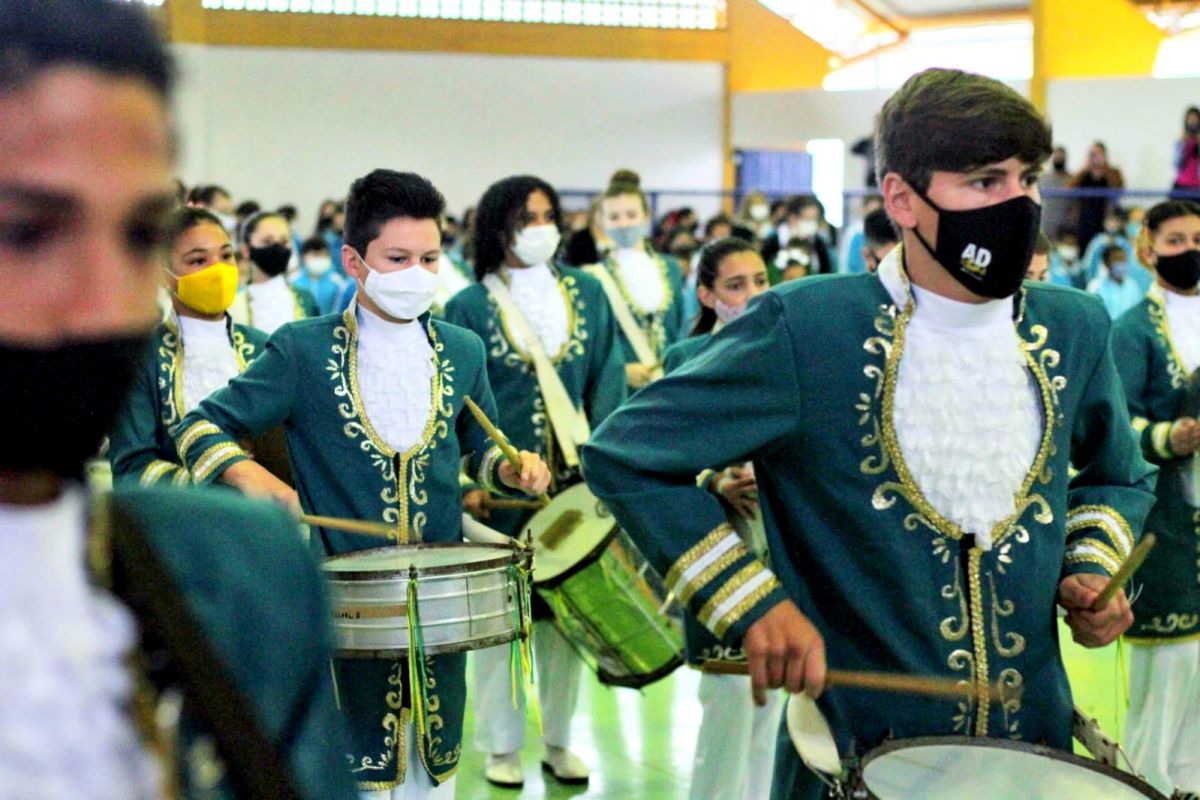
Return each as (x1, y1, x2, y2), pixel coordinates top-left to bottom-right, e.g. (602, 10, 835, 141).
(582, 263, 665, 380)
(483, 272, 591, 468)
(108, 500, 306, 800)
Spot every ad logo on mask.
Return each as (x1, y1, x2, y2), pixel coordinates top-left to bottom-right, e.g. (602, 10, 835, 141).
(959, 244, 993, 277)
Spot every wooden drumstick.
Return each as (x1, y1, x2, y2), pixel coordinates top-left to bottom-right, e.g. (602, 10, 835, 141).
(300, 514, 407, 544)
(463, 396, 551, 506)
(483, 496, 549, 511)
(700, 661, 1010, 702)
(1091, 533, 1155, 611)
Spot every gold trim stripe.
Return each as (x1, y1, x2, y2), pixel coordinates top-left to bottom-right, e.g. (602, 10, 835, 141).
(679, 540, 749, 604)
(176, 421, 221, 462)
(711, 570, 782, 640)
(699, 562, 772, 633)
(139, 460, 176, 487)
(191, 442, 247, 483)
(1064, 541, 1123, 576)
(1067, 505, 1135, 558)
(1152, 422, 1173, 460)
(476, 446, 504, 493)
(1131, 416, 1150, 434)
(666, 522, 735, 590)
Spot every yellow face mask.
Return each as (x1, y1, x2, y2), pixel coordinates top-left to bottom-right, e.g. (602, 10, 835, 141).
(170, 262, 239, 315)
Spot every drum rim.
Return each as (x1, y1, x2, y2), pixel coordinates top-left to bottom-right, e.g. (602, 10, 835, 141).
(532, 527, 618, 587)
(859, 736, 1168, 799)
(596, 653, 683, 689)
(323, 542, 528, 579)
(334, 629, 522, 658)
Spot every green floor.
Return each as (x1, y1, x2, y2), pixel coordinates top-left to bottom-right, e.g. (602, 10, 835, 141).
(454, 620, 1130, 798)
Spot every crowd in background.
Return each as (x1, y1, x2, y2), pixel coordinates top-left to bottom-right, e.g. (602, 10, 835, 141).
(178, 106, 1200, 333)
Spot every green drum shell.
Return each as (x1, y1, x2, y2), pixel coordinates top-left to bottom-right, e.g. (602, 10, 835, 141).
(535, 528, 683, 688)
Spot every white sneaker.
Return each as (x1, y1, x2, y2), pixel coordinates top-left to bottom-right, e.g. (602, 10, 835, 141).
(485, 752, 524, 788)
(541, 745, 590, 785)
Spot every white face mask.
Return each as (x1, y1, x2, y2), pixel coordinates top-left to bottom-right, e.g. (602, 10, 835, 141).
(306, 255, 333, 277)
(511, 224, 562, 267)
(795, 219, 820, 239)
(714, 298, 746, 324)
(358, 252, 439, 320)
(749, 204, 770, 222)
(1057, 245, 1079, 262)
(776, 248, 811, 269)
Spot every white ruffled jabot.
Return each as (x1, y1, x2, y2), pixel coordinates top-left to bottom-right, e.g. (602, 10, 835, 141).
(0, 487, 161, 798)
(507, 262, 569, 357)
(613, 248, 666, 314)
(880, 251, 1043, 550)
(356, 304, 435, 453)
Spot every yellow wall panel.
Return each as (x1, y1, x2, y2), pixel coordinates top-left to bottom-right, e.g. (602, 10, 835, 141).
(726, 0, 831, 92)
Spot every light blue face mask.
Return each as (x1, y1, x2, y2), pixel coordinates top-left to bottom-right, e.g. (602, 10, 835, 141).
(1126, 223, 1141, 240)
(607, 222, 650, 250)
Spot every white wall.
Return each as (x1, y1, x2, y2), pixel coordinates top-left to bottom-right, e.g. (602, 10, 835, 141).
(731, 76, 1200, 200)
(1045, 76, 1200, 193)
(171, 44, 725, 233)
(731, 81, 1031, 197)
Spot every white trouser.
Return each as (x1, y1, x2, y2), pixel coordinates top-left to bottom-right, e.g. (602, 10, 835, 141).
(471, 620, 582, 754)
(689, 673, 784, 800)
(1125, 639, 1200, 795)
(359, 722, 457, 800)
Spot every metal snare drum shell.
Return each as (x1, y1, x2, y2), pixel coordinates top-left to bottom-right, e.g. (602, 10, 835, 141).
(324, 542, 531, 658)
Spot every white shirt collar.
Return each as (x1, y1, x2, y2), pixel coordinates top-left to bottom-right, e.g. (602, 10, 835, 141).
(877, 246, 1014, 330)
(247, 273, 289, 300)
(177, 315, 229, 341)
(356, 302, 426, 344)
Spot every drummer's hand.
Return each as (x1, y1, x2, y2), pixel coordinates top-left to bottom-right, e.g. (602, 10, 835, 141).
(1170, 417, 1200, 456)
(463, 488, 491, 520)
(744, 600, 826, 706)
(1058, 574, 1133, 647)
(716, 467, 759, 520)
(626, 363, 656, 390)
(221, 460, 301, 516)
(498, 451, 551, 495)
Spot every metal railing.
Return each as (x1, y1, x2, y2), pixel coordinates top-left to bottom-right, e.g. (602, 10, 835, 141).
(561, 186, 1200, 229)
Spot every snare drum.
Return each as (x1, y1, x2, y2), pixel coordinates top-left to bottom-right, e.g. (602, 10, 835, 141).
(527, 482, 683, 688)
(324, 542, 531, 658)
(786, 694, 1170, 800)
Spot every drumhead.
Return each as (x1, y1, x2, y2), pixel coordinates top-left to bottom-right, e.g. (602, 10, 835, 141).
(527, 483, 617, 583)
(324, 543, 515, 577)
(860, 737, 1166, 800)
(785, 694, 841, 775)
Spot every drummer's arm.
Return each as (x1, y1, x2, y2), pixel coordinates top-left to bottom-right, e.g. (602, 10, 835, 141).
(175, 327, 298, 491)
(1112, 317, 1200, 462)
(456, 335, 549, 496)
(1061, 313, 1157, 645)
(582, 291, 820, 701)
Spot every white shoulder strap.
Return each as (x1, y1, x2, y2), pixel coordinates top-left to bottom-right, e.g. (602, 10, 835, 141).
(583, 263, 660, 369)
(482, 273, 591, 468)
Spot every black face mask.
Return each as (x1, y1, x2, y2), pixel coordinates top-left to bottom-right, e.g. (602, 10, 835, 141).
(909, 187, 1042, 299)
(0, 332, 150, 479)
(248, 243, 292, 277)
(1052, 158, 1066, 171)
(1156, 249, 1200, 291)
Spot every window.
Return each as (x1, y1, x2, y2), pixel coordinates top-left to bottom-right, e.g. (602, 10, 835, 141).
(823, 22, 1032, 92)
(200, 0, 724, 29)
(806, 139, 845, 228)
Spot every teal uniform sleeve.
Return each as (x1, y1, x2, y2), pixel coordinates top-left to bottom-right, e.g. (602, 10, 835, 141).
(582, 292, 795, 642)
(583, 285, 629, 427)
(293, 286, 320, 319)
(663, 255, 686, 351)
(174, 326, 300, 485)
(108, 358, 191, 487)
(1112, 314, 1182, 464)
(1064, 317, 1158, 578)
(456, 332, 508, 493)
